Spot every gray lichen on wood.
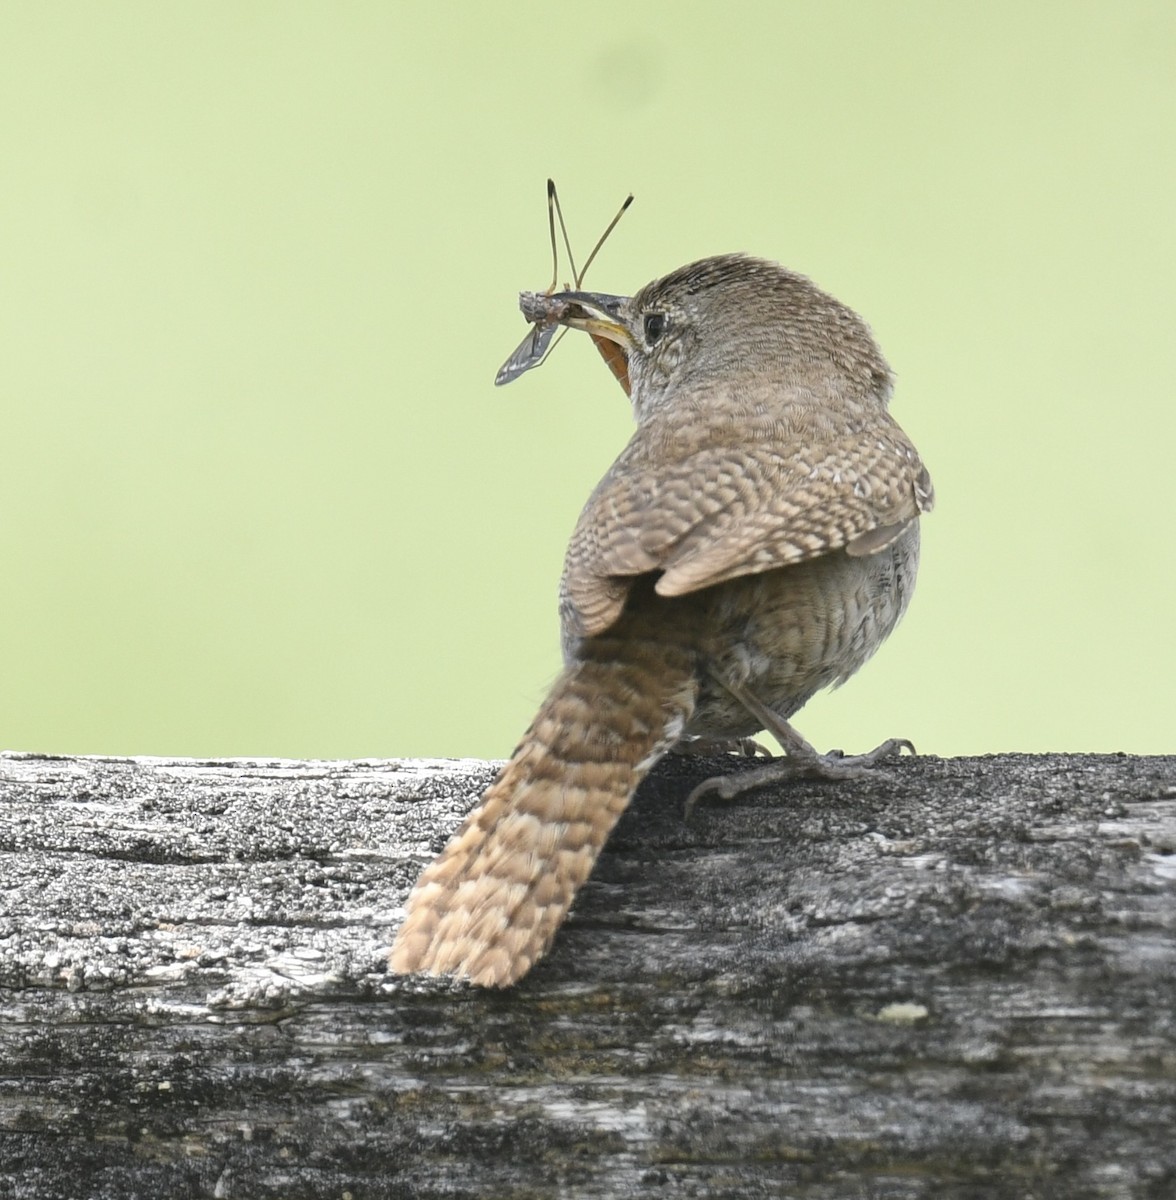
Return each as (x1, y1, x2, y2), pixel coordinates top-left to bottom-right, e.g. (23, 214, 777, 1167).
(1, 750, 1174, 1198)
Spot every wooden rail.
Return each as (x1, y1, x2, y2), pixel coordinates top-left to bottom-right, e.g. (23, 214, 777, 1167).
(1, 751, 1174, 1198)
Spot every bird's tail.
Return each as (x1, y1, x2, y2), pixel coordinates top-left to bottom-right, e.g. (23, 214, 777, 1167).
(389, 638, 697, 987)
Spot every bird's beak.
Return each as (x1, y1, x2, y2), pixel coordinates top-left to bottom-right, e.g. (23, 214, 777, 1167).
(549, 291, 634, 396)
(548, 290, 633, 348)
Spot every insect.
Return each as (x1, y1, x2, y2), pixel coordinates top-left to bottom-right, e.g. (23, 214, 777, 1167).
(494, 180, 633, 391)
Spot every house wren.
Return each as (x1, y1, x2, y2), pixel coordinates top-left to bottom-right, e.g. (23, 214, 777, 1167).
(390, 253, 933, 987)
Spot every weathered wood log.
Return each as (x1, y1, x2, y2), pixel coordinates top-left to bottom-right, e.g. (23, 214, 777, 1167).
(1, 750, 1174, 1199)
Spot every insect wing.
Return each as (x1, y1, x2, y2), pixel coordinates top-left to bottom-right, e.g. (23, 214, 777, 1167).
(494, 321, 558, 386)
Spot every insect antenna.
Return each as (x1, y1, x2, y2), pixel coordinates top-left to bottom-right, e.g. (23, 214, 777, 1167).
(577, 192, 633, 288)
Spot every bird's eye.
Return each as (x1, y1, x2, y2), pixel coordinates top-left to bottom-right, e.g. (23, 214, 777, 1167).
(643, 313, 668, 345)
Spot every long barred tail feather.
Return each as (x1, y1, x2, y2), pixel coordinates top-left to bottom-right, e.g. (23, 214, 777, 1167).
(389, 642, 696, 987)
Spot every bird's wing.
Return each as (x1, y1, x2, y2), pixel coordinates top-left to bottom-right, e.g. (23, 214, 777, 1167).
(562, 424, 933, 638)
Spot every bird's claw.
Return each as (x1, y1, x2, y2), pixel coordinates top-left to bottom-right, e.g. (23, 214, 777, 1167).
(683, 737, 915, 820)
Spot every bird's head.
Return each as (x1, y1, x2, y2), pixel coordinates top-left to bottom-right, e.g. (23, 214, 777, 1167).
(551, 253, 893, 423)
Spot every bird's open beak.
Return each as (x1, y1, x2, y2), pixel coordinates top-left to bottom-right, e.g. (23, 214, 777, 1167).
(549, 291, 634, 396)
(548, 291, 631, 346)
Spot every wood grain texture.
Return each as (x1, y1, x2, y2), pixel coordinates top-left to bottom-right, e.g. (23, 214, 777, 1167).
(1, 750, 1174, 1199)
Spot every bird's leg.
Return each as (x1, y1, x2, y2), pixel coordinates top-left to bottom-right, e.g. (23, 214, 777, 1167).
(684, 675, 913, 817)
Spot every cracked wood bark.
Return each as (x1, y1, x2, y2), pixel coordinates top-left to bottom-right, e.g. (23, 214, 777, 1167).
(0, 750, 1174, 1200)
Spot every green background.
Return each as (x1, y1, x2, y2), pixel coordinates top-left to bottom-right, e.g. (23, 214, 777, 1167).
(2, 3, 1172, 761)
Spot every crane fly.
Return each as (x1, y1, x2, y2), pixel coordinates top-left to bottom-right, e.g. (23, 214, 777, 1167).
(495, 180, 633, 393)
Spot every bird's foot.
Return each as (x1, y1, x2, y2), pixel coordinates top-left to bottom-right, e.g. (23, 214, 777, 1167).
(684, 737, 914, 820)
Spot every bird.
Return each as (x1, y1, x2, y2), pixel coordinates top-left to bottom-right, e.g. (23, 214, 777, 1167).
(389, 252, 933, 987)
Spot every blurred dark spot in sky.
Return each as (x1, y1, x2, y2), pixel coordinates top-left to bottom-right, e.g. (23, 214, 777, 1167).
(589, 40, 663, 107)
